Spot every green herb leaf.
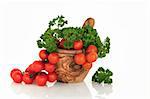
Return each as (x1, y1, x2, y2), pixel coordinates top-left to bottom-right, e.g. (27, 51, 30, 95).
(104, 78, 112, 84)
(92, 67, 113, 84)
(37, 16, 110, 58)
(49, 15, 68, 29)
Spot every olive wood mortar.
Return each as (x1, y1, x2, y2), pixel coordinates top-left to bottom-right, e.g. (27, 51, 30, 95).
(55, 18, 95, 83)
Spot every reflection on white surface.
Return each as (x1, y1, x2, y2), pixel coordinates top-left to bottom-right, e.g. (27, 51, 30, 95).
(92, 82, 113, 95)
(92, 82, 113, 99)
(11, 82, 92, 99)
(10, 81, 113, 99)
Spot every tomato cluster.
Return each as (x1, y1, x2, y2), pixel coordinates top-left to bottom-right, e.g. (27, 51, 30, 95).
(64, 40, 98, 70)
(10, 50, 59, 86)
(74, 44, 98, 71)
(10, 40, 98, 85)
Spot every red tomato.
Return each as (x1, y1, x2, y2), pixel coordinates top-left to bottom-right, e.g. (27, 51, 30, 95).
(48, 53, 59, 65)
(35, 72, 48, 86)
(39, 50, 48, 60)
(74, 53, 86, 65)
(11, 71, 23, 83)
(82, 62, 92, 70)
(25, 64, 33, 72)
(47, 72, 57, 82)
(59, 39, 65, 48)
(86, 45, 98, 53)
(25, 66, 30, 72)
(10, 68, 22, 78)
(30, 61, 44, 72)
(45, 63, 55, 73)
(86, 52, 98, 62)
(73, 40, 83, 50)
(23, 72, 34, 84)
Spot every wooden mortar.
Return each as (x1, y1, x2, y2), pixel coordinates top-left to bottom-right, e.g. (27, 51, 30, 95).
(55, 18, 95, 83)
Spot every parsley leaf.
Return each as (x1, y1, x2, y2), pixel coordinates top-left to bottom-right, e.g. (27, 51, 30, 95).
(92, 67, 113, 84)
(37, 15, 110, 58)
(49, 15, 68, 29)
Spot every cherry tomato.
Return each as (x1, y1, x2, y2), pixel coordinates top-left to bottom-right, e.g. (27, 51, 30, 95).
(10, 68, 22, 78)
(86, 45, 98, 53)
(48, 53, 59, 65)
(30, 61, 44, 72)
(23, 72, 34, 84)
(11, 71, 23, 83)
(25, 64, 33, 72)
(47, 72, 57, 82)
(45, 63, 55, 73)
(82, 62, 92, 70)
(74, 53, 86, 65)
(39, 50, 49, 60)
(73, 40, 83, 50)
(59, 39, 65, 48)
(35, 72, 48, 86)
(86, 52, 98, 62)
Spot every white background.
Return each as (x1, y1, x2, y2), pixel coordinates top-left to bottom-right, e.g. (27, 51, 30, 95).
(0, 0, 150, 99)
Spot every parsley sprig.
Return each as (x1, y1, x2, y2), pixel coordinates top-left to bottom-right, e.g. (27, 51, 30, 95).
(37, 16, 110, 58)
(92, 67, 113, 84)
(37, 28, 59, 53)
(49, 15, 68, 29)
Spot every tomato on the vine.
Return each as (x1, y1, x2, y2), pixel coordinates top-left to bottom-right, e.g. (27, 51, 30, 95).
(47, 72, 57, 82)
(35, 72, 48, 86)
(25, 64, 33, 72)
(30, 61, 44, 72)
(74, 53, 86, 65)
(23, 72, 34, 84)
(10, 68, 22, 78)
(39, 50, 49, 60)
(48, 53, 59, 65)
(45, 63, 55, 73)
(11, 71, 23, 83)
(73, 40, 83, 50)
(86, 45, 98, 53)
(86, 52, 98, 62)
(82, 62, 92, 70)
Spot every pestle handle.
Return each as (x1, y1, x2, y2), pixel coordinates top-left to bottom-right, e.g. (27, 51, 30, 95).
(82, 18, 95, 28)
